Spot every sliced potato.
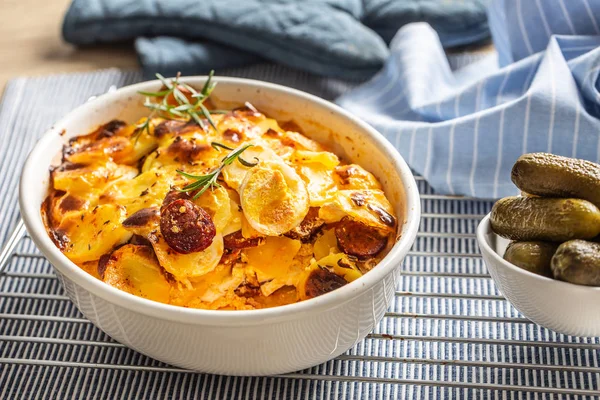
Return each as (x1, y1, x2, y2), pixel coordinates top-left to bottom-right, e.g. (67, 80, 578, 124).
(124, 122, 159, 164)
(47, 191, 91, 226)
(221, 144, 281, 190)
(297, 163, 336, 206)
(151, 233, 224, 286)
(245, 236, 303, 295)
(314, 253, 362, 282)
(241, 213, 263, 239)
(61, 204, 132, 263)
(217, 113, 264, 141)
(313, 228, 339, 260)
(290, 150, 338, 206)
(222, 189, 243, 236)
(221, 189, 262, 239)
(170, 264, 245, 306)
(319, 189, 396, 232)
(291, 150, 339, 169)
(193, 186, 231, 233)
(53, 161, 138, 195)
(281, 131, 323, 151)
(101, 169, 176, 214)
(66, 136, 134, 165)
(240, 164, 309, 236)
(102, 244, 171, 303)
(334, 164, 382, 190)
(141, 150, 160, 172)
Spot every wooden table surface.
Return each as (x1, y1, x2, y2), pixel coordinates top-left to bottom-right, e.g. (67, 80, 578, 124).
(0, 0, 138, 95)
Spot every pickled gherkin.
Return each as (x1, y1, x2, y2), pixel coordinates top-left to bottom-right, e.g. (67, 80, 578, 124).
(504, 241, 557, 277)
(551, 240, 600, 286)
(490, 196, 600, 242)
(511, 153, 600, 208)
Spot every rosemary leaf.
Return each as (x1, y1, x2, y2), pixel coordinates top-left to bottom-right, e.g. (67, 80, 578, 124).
(140, 71, 219, 141)
(176, 170, 209, 180)
(176, 143, 257, 199)
(211, 142, 234, 151)
(199, 103, 218, 131)
(156, 73, 174, 90)
(138, 89, 171, 97)
(189, 110, 205, 128)
(200, 70, 215, 97)
(238, 156, 260, 167)
(144, 103, 186, 117)
(180, 82, 199, 96)
(173, 87, 190, 105)
(173, 103, 194, 112)
(132, 113, 155, 143)
(192, 183, 214, 199)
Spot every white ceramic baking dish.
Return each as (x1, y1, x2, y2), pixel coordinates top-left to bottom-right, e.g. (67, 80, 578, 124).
(20, 76, 421, 375)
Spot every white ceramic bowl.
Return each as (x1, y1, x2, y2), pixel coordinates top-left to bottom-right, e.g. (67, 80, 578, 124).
(477, 214, 600, 337)
(20, 76, 421, 375)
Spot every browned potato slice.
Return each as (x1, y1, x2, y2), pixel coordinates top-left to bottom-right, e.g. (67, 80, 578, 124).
(61, 204, 131, 263)
(53, 161, 138, 195)
(319, 189, 396, 232)
(334, 164, 382, 190)
(240, 164, 309, 236)
(102, 245, 171, 303)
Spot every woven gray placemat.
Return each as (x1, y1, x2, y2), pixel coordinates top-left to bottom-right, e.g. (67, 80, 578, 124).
(0, 65, 598, 399)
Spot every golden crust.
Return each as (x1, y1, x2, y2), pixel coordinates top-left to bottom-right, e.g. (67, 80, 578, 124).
(43, 107, 397, 309)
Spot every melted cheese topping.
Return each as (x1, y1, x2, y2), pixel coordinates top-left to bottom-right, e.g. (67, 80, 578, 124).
(43, 106, 398, 310)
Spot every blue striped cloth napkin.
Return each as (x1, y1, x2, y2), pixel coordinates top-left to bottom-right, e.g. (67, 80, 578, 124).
(338, 0, 600, 198)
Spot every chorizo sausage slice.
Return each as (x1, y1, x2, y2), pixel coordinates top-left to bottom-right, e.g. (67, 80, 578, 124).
(160, 199, 216, 254)
(122, 207, 160, 228)
(334, 217, 387, 260)
(304, 267, 347, 298)
(223, 231, 264, 250)
(284, 207, 324, 242)
(161, 190, 191, 212)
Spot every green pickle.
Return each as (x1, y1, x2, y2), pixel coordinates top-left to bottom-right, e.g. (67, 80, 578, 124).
(490, 196, 600, 242)
(551, 240, 600, 286)
(503, 241, 557, 277)
(511, 153, 600, 208)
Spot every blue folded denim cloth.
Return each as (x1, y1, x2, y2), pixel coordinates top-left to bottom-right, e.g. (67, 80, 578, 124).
(62, 0, 489, 80)
(338, 0, 600, 197)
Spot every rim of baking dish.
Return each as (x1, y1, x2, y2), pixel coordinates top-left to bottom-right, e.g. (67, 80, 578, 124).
(20, 76, 421, 327)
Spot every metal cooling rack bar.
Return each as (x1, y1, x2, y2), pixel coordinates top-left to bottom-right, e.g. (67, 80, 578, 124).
(0, 359, 598, 396)
(1, 177, 599, 397)
(2, 329, 599, 350)
(1, 344, 599, 373)
(0, 220, 25, 276)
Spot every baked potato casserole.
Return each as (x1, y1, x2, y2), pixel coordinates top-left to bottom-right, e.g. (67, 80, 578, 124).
(42, 74, 398, 310)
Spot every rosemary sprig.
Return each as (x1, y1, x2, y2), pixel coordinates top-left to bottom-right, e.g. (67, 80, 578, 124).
(133, 114, 154, 143)
(176, 143, 259, 199)
(136, 71, 219, 138)
(210, 142, 259, 166)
